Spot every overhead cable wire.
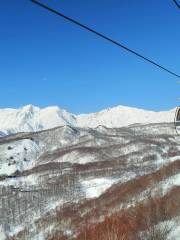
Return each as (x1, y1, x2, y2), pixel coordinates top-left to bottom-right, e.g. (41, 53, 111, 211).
(173, 0, 180, 8)
(30, 0, 180, 79)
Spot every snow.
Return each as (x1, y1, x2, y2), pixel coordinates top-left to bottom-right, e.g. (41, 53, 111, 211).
(8, 225, 24, 238)
(4, 197, 65, 240)
(44, 199, 64, 213)
(0, 105, 75, 136)
(157, 173, 180, 195)
(0, 226, 6, 240)
(156, 155, 180, 167)
(56, 150, 96, 164)
(0, 174, 38, 187)
(0, 104, 175, 136)
(151, 217, 180, 240)
(77, 105, 175, 128)
(0, 139, 40, 176)
(138, 172, 180, 202)
(167, 224, 180, 240)
(81, 177, 119, 198)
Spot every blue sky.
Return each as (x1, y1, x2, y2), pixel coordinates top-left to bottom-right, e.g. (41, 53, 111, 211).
(0, 0, 180, 113)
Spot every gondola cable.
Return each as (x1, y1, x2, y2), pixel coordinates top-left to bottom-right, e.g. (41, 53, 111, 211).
(30, 0, 180, 79)
(173, 0, 180, 9)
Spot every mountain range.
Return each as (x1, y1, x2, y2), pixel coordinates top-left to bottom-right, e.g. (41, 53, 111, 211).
(0, 104, 180, 240)
(0, 105, 176, 136)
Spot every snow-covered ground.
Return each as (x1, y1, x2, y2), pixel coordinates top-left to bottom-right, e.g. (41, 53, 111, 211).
(0, 139, 41, 176)
(0, 174, 38, 187)
(0, 226, 6, 240)
(0, 122, 179, 240)
(81, 177, 119, 198)
(167, 223, 180, 240)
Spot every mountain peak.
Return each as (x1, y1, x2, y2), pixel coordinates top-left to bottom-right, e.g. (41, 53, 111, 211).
(20, 104, 40, 112)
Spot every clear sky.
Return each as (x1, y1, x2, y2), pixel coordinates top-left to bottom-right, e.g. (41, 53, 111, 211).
(0, 0, 180, 113)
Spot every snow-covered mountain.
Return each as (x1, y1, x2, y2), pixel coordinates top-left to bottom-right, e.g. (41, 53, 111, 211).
(77, 105, 175, 128)
(0, 105, 76, 135)
(0, 122, 180, 239)
(0, 104, 175, 136)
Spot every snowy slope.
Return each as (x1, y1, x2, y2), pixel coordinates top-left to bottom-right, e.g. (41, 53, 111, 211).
(0, 122, 180, 240)
(0, 138, 41, 176)
(0, 105, 76, 135)
(0, 104, 175, 136)
(77, 105, 175, 128)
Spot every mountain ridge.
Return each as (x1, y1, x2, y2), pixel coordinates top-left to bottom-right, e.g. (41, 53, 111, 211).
(0, 122, 180, 239)
(0, 104, 176, 136)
